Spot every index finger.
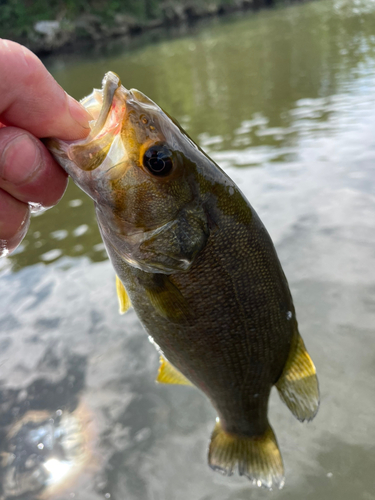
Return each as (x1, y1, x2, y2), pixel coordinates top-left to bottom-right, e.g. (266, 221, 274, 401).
(0, 39, 90, 140)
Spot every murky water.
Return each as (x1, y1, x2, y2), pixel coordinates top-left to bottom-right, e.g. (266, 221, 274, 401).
(2, 0, 375, 498)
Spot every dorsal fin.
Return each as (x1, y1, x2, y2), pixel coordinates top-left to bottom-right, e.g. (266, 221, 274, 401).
(156, 356, 192, 386)
(276, 332, 319, 422)
(116, 275, 131, 314)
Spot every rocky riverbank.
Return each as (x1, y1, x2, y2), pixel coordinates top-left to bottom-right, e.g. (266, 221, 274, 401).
(6, 0, 280, 56)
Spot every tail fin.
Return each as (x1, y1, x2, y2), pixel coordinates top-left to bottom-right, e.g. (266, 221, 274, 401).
(208, 419, 284, 490)
(276, 333, 320, 422)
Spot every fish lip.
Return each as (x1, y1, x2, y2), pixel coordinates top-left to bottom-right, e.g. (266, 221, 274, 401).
(64, 72, 130, 174)
(80, 72, 121, 113)
(68, 72, 156, 157)
(80, 72, 140, 126)
(88, 72, 121, 138)
(80, 71, 126, 143)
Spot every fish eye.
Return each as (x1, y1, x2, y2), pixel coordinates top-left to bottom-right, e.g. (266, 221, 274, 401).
(143, 145, 173, 177)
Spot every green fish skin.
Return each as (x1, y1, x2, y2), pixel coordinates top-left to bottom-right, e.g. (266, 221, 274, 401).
(46, 72, 319, 490)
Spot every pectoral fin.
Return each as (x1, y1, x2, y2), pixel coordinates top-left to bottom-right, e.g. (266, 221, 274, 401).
(116, 275, 131, 314)
(156, 356, 192, 386)
(276, 332, 319, 422)
(145, 275, 190, 323)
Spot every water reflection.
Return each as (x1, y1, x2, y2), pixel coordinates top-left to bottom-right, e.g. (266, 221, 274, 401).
(0, 345, 92, 499)
(2, 404, 94, 498)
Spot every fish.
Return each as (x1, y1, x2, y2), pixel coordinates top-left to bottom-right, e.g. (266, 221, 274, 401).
(46, 72, 319, 489)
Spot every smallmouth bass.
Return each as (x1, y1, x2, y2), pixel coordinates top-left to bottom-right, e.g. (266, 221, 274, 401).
(46, 72, 319, 489)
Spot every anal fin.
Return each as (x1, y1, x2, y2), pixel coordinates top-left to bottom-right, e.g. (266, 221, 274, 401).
(276, 333, 320, 422)
(116, 275, 131, 314)
(156, 356, 192, 386)
(208, 419, 284, 490)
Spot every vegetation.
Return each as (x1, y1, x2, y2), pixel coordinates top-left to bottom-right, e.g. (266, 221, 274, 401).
(0, 0, 236, 35)
(0, 0, 278, 52)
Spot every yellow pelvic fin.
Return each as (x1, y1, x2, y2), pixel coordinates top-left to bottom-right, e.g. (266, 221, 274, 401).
(276, 333, 320, 422)
(156, 356, 192, 386)
(116, 275, 131, 314)
(208, 419, 284, 490)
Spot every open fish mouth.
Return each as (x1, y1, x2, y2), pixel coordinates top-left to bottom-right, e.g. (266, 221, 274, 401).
(44, 71, 132, 181)
(66, 71, 129, 173)
(81, 71, 121, 142)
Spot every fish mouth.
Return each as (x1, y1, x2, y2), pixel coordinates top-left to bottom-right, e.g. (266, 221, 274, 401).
(47, 72, 161, 181)
(81, 71, 121, 140)
(66, 71, 130, 173)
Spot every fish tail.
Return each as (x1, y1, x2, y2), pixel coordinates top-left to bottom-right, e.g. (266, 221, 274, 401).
(276, 332, 320, 422)
(208, 419, 285, 490)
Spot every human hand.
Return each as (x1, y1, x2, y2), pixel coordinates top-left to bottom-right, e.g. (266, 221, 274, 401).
(0, 39, 90, 256)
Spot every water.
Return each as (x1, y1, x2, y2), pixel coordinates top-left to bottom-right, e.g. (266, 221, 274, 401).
(2, 0, 375, 497)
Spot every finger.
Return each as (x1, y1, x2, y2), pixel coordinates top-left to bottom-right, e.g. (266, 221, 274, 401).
(0, 188, 30, 256)
(0, 39, 91, 140)
(0, 127, 68, 208)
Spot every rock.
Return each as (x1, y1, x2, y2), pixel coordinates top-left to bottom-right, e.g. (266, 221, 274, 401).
(241, 0, 255, 6)
(75, 13, 104, 40)
(205, 3, 221, 15)
(34, 20, 61, 38)
(114, 13, 139, 28)
(145, 18, 164, 29)
(107, 24, 130, 36)
(184, 4, 205, 21)
(113, 13, 144, 35)
(161, 3, 187, 23)
(32, 20, 74, 52)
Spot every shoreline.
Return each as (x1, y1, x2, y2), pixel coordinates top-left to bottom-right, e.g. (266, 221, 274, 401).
(7, 0, 296, 56)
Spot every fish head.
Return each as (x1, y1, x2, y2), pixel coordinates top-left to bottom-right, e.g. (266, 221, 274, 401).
(47, 72, 211, 272)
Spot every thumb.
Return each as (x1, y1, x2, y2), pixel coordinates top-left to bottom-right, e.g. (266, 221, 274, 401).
(0, 39, 91, 140)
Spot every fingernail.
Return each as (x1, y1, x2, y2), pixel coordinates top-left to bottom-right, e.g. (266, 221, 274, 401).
(67, 94, 91, 131)
(0, 134, 41, 185)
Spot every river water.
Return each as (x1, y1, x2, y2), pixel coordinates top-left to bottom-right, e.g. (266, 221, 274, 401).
(1, 0, 375, 498)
